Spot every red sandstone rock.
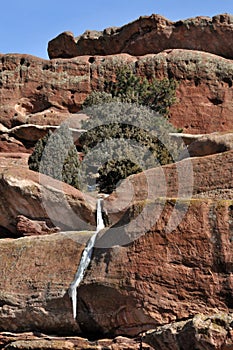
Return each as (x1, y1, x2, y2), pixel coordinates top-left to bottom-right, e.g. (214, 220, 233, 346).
(48, 31, 79, 59)
(105, 150, 233, 227)
(0, 232, 89, 334)
(142, 313, 233, 350)
(0, 151, 233, 337)
(77, 198, 233, 336)
(1, 198, 233, 338)
(184, 132, 233, 158)
(0, 332, 153, 349)
(0, 134, 30, 153)
(0, 50, 233, 135)
(0, 152, 29, 167)
(0, 162, 96, 236)
(48, 14, 233, 59)
(16, 215, 60, 236)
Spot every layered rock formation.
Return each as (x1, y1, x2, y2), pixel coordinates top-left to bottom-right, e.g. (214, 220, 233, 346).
(105, 150, 233, 228)
(185, 132, 233, 158)
(0, 49, 233, 139)
(0, 11, 233, 350)
(48, 14, 233, 59)
(1, 313, 233, 350)
(0, 123, 86, 153)
(0, 197, 233, 341)
(78, 198, 233, 336)
(0, 332, 152, 350)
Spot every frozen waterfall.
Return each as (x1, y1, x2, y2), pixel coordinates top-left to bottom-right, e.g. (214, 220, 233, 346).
(68, 197, 105, 319)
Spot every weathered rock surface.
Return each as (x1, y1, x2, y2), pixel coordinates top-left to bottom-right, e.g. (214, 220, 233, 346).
(1, 316, 233, 350)
(48, 31, 81, 59)
(16, 215, 60, 236)
(0, 123, 87, 153)
(143, 313, 233, 350)
(0, 332, 152, 350)
(48, 14, 233, 59)
(77, 198, 233, 337)
(0, 152, 29, 168)
(0, 232, 90, 334)
(0, 156, 96, 236)
(105, 150, 233, 227)
(1, 198, 233, 339)
(1, 50, 233, 134)
(0, 134, 30, 153)
(185, 132, 233, 158)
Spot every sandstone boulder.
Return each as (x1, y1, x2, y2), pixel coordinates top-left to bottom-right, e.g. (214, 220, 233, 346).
(0, 162, 96, 237)
(48, 14, 233, 59)
(0, 134, 30, 153)
(48, 31, 80, 59)
(0, 152, 29, 168)
(143, 313, 233, 350)
(16, 215, 60, 236)
(1, 50, 233, 134)
(0, 123, 87, 153)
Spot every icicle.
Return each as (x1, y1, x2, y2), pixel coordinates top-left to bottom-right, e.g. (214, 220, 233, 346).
(96, 197, 105, 231)
(69, 198, 105, 319)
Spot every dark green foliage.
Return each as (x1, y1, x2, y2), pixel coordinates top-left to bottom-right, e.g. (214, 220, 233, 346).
(28, 124, 81, 189)
(80, 67, 179, 193)
(80, 103, 183, 193)
(28, 131, 52, 172)
(83, 91, 120, 107)
(98, 159, 142, 193)
(105, 66, 177, 115)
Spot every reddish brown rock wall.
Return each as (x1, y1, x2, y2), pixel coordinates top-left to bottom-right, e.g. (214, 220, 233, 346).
(106, 150, 233, 227)
(0, 50, 232, 135)
(0, 232, 87, 334)
(48, 14, 233, 59)
(78, 198, 233, 336)
(0, 198, 233, 338)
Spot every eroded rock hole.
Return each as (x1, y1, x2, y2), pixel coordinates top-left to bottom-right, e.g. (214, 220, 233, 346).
(20, 58, 30, 67)
(88, 56, 95, 64)
(208, 97, 223, 105)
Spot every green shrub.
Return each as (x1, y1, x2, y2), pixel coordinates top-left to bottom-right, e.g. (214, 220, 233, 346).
(83, 91, 120, 107)
(105, 66, 177, 115)
(80, 102, 182, 193)
(28, 124, 81, 189)
(98, 158, 142, 193)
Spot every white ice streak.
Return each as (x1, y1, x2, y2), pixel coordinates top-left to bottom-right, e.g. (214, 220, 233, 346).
(69, 198, 105, 319)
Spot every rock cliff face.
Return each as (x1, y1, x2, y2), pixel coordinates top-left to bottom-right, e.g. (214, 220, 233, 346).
(0, 231, 88, 335)
(78, 198, 233, 337)
(1, 11, 233, 350)
(0, 50, 233, 138)
(105, 150, 233, 228)
(48, 14, 233, 59)
(0, 197, 233, 340)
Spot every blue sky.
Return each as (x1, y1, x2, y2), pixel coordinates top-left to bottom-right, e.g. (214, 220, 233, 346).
(1, 0, 233, 59)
